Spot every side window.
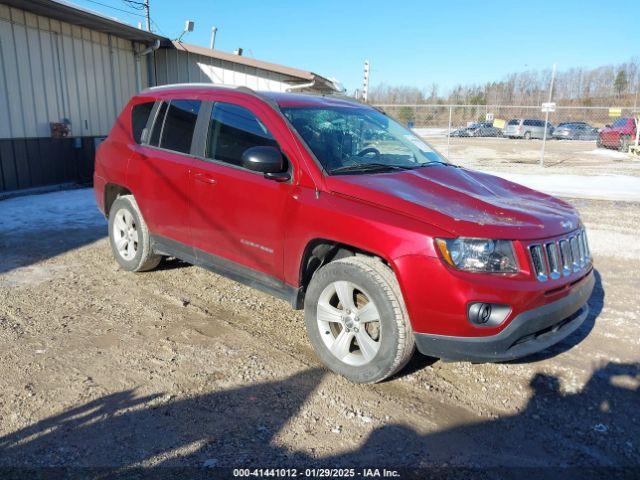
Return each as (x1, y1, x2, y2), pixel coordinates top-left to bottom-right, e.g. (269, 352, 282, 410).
(149, 101, 168, 146)
(131, 102, 154, 144)
(206, 102, 278, 167)
(160, 99, 201, 154)
(523, 119, 532, 126)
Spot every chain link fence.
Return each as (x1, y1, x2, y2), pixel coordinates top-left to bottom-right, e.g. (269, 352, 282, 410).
(374, 104, 640, 166)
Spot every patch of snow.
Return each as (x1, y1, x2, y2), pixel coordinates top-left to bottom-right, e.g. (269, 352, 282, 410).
(486, 172, 640, 202)
(582, 148, 629, 160)
(412, 127, 450, 138)
(0, 188, 105, 234)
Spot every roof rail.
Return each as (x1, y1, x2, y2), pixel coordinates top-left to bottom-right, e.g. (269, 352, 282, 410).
(143, 83, 280, 110)
(145, 82, 244, 92)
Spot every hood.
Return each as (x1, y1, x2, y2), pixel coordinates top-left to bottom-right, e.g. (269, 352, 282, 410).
(324, 165, 580, 240)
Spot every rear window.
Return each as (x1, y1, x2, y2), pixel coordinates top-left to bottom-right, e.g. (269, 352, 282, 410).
(131, 102, 154, 144)
(161, 100, 201, 154)
(612, 118, 629, 127)
(149, 102, 168, 146)
(148, 99, 202, 154)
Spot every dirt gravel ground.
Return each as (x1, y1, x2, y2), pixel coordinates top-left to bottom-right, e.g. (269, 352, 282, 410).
(0, 187, 638, 473)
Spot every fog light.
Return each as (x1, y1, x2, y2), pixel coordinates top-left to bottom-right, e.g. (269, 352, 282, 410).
(467, 303, 510, 326)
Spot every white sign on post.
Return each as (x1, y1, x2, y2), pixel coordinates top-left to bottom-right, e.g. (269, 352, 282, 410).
(485, 113, 494, 122)
(541, 102, 556, 113)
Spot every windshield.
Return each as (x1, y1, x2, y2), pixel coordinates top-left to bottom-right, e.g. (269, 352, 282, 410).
(612, 118, 628, 127)
(280, 105, 446, 174)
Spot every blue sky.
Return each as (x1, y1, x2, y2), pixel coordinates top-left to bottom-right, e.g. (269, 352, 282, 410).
(74, 0, 639, 92)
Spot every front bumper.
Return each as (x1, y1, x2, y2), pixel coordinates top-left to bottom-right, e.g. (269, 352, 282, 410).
(413, 272, 595, 362)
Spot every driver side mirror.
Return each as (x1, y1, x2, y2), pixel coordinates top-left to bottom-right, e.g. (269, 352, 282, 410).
(241, 146, 290, 182)
(605, 124, 611, 128)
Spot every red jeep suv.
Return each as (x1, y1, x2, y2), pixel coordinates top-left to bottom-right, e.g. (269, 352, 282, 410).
(597, 117, 637, 151)
(94, 85, 594, 383)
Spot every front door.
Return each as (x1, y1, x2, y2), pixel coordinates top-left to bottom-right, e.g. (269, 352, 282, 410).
(189, 101, 291, 280)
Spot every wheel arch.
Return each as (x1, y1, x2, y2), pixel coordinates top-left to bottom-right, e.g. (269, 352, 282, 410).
(296, 238, 397, 305)
(104, 183, 133, 218)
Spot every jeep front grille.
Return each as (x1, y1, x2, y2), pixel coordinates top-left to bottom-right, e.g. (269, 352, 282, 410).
(528, 228, 591, 282)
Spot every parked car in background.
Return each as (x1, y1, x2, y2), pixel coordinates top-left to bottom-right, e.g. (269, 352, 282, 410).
(449, 127, 470, 137)
(597, 117, 637, 152)
(94, 85, 594, 383)
(503, 118, 553, 139)
(467, 122, 503, 137)
(552, 122, 599, 140)
(449, 122, 502, 138)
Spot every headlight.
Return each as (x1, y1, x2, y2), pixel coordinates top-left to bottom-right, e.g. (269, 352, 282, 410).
(435, 238, 518, 273)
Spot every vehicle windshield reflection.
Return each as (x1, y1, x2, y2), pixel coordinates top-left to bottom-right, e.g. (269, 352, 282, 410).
(281, 105, 447, 174)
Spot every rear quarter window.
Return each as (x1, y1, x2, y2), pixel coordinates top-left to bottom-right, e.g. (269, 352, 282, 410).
(131, 102, 154, 144)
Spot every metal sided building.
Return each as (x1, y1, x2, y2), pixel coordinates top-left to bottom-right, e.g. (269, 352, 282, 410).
(0, 0, 163, 194)
(155, 41, 339, 93)
(0, 0, 338, 195)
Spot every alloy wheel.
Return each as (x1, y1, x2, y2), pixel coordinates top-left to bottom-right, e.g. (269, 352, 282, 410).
(316, 280, 382, 366)
(112, 208, 139, 261)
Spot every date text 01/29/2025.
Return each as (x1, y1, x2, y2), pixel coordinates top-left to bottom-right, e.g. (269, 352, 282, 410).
(232, 468, 400, 477)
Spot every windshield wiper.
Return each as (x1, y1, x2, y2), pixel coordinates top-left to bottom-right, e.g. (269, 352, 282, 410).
(413, 161, 458, 168)
(330, 163, 417, 175)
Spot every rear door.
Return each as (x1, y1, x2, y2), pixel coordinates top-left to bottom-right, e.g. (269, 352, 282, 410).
(127, 98, 201, 250)
(188, 99, 292, 280)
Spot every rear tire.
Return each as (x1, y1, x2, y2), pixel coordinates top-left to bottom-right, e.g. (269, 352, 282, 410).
(108, 195, 161, 272)
(523, 131, 531, 140)
(304, 256, 415, 383)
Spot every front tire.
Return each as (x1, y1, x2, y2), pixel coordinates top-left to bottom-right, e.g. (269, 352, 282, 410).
(304, 256, 415, 383)
(108, 195, 161, 272)
(619, 135, 631, 153)
(523, 131, 531, 140)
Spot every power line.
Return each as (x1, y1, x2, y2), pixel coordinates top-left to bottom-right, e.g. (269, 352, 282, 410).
(122, 0, 147, 9)
(83, 0, 160, 35)
(82, 0, 146, 18)
(150, 19, 168, 37)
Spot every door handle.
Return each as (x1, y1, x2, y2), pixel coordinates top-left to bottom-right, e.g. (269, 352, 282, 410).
(193, 172, 217, 185)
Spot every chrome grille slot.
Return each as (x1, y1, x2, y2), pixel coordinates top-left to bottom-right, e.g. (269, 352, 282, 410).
(530, 228, 591, 282)
(570, 236, 581, 271)
(545, 242, 561, 279)
(577, 232, 586, 267)
(529, 245, 548, 281)
(559, 239, 572, 276)
(584, 232, 591, 257)
(580, 231, 590, 260)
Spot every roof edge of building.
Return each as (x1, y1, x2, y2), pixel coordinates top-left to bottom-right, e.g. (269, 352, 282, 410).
(5, 0, 166, 43)
(169, 40, 336, 90)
